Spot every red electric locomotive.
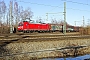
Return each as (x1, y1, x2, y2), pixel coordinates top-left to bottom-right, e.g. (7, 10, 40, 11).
(18, 20, 50, 33)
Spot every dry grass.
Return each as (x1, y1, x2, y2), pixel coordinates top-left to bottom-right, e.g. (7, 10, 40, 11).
(0, 26, 10, 34)
(79, 27, 90, 35)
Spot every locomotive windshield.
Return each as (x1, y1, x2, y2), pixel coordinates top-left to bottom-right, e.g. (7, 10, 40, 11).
(18, 23, 23, 26)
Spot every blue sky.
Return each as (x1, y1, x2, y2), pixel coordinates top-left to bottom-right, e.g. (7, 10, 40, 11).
(4, 0, 90, 26)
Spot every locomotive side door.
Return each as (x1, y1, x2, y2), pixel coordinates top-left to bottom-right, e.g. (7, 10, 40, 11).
(26, 23, 29, 30)
(24, 22, 29, 31)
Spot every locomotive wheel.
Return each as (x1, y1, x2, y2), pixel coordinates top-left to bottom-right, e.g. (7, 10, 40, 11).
(30, 31, 33, 33)
(23, 30, 26, 33)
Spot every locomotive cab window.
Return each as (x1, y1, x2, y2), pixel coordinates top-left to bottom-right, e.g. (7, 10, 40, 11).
(18, 23, 23, 26)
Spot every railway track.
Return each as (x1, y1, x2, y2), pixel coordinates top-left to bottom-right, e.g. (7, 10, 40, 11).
(0, 33, 90, 43)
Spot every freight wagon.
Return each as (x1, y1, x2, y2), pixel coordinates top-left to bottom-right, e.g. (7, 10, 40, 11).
(50, 24, 63, 32)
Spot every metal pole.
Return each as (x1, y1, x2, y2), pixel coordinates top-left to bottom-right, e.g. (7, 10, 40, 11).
(83, 16, 85, 27)
(10, 1, 13, 33)
(75, 21, 76, 26)
(63, 2, 66, 34)
(46, 13, 48, 21)
(87, 19, 90, 26)
(9, 8, 10, 27)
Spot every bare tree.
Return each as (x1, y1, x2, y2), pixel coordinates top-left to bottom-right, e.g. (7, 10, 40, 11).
(36, 17, 43, 23)
(20, 8, 33, 21)
(51, 18, 57, 24)
(6, 11, 9, 26)
(14, 1, 19, 25)
(0, 0, 6, 26)
(1, 1, 6, 14)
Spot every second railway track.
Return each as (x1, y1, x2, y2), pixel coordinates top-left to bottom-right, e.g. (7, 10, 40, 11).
(0, 33, 90, 43)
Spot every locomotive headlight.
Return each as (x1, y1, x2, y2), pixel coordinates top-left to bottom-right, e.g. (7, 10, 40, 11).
(18, 27, 20, 28)
(18, 26, 23, 29)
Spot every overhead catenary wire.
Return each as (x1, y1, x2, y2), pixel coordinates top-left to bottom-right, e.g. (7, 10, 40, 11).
(66, 7, 90, 12)
(18, 0, 63, 8)
(17, 0, 90, 12)
(60, 0, 90, 12)
(47, 3, 64, 12)
(17, 0, 64, 17)
(61, 0, 90, 6)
